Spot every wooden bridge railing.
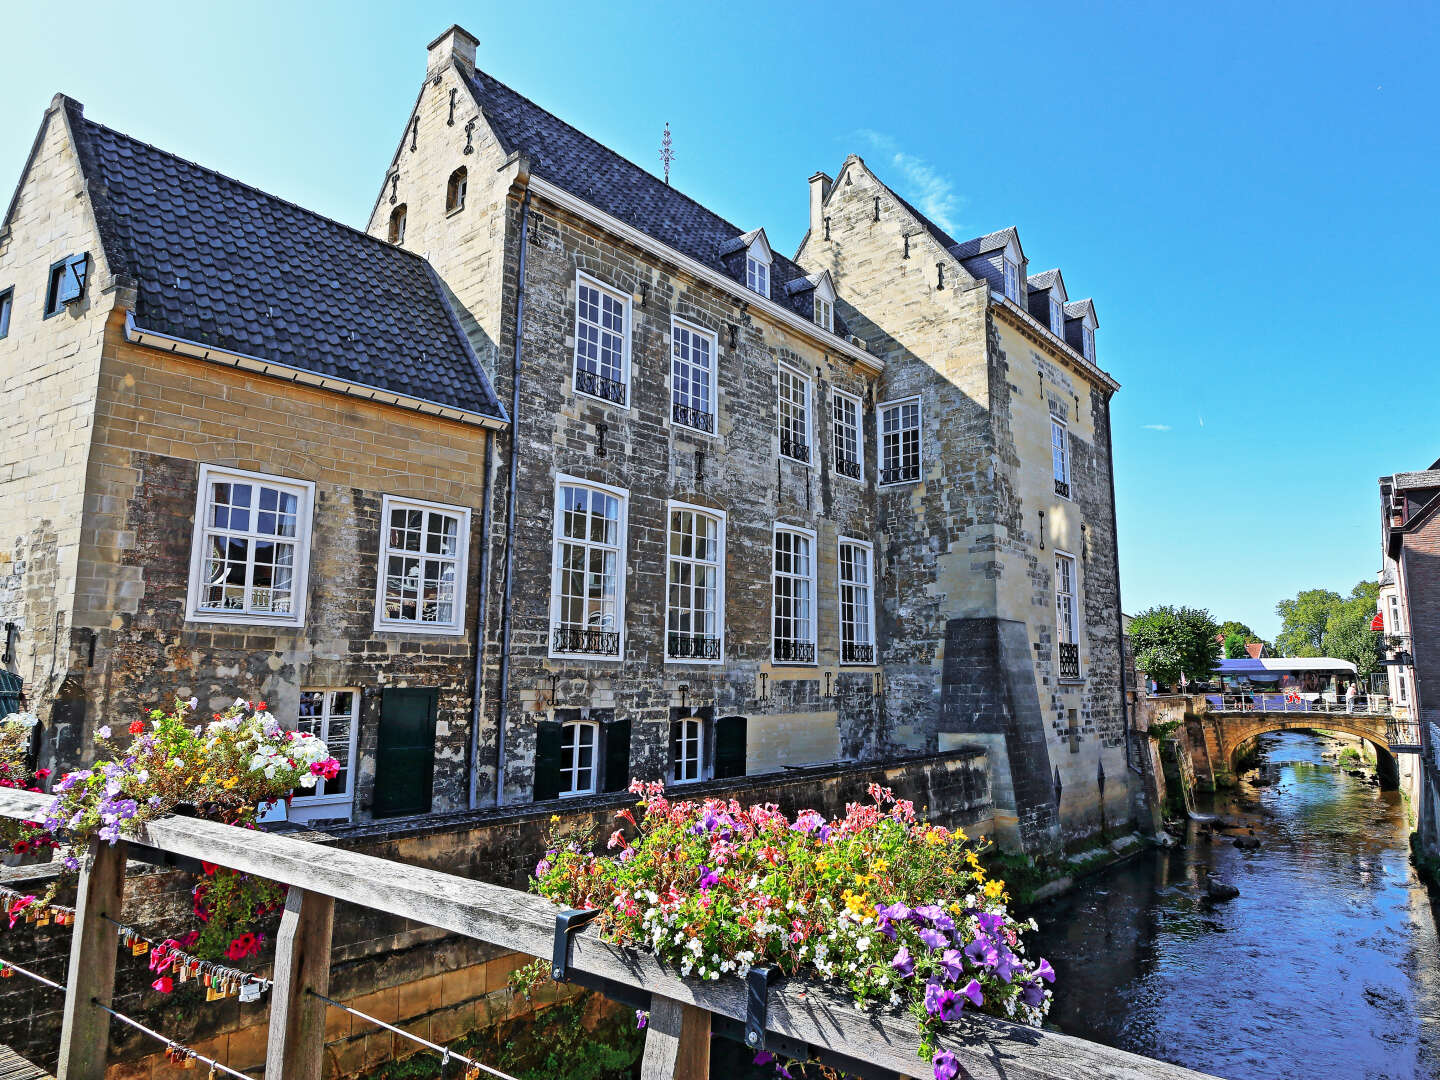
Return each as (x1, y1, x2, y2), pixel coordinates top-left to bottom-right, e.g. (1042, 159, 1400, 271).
(0, 787, 1220, 1080)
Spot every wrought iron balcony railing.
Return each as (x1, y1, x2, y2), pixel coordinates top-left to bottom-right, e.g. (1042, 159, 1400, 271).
(1054, 478, 1071, 499)
(1058, 641, 1081, 680)
(842, 641, 875, 664)
(773, 639, 816, 663)
(780, 435, 810, 463)
(881, 463, 920, 485)
(834, 456, 861, 481)
(552, 626, 621, 656)
(672, 402, 714, 433)
(575, 369, 627, 406)
(667, 632, 721, 660)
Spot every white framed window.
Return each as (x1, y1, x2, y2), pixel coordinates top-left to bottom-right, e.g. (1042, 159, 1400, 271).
(838, 538, 875, 665)
(666, 503, 725, 664)
(814, 294, 833, 332)
(1389, 595, 1405, 634)
(671, 717, 706, 783)
(671, 318, 717, 434)
(879, 397, 921, 485)
(1056, 551, 1081, 681)
(1051, 417, 1071, 499)
(772, 525, 817, 664)
(1002, 258, 1019, 301)
(550, 476, 627, 660)
(290, 689, 359, 819)
(186, 464, 315, 627)
(832, 390, 863, 482)
(1049, 297, 1064, 337)
(374, 496, 470, 635)
(778, 365, 811, 464)
(1081, 324, 1095, 362)
(573, 272, 630, 406)
(746, 255, 770, 298)
(560, 719, 599, 796)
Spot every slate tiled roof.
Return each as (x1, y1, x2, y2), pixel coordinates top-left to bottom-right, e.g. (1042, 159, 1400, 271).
(461, 68, 847, 336)
(1063, 298, 1098, 326)
(949, 226, 1022, 261)
(1395, 470, 1440, 491)
(1026, 268, 1066, 296)
(62, 98, 503, 420)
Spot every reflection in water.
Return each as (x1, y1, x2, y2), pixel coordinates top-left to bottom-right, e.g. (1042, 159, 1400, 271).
(1028, 732, 1440, 1080)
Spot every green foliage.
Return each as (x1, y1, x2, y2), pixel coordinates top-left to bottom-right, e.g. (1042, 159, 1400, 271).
(1222, 632, 1250, 659)
(1148, 718, 1183, 741)
(357, 995, 643, 1080)
(1129, 606, 1221, 686)
(1275, 581, 1382, 676)
(1337, 747, 1362, 767)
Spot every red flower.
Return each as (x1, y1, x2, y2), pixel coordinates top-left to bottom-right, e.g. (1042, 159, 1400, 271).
(201, 861, 219, 877)
(226, 932, 259, 961)
(151, 976, 173, 994)
(11, 841, 29, 855)
(34, 768, 51, 778)
(257, 701, 267, 710)
(128, 720, 145, 735)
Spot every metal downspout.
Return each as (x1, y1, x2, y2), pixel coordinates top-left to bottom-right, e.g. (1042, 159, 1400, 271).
(494, 188, 531, 806)
(466, 427, 494, 810)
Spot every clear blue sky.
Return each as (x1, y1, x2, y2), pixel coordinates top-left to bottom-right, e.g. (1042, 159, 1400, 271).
(5, 1, 1436, 640)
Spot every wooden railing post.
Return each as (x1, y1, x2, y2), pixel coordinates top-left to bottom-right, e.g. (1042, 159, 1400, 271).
(57, 838, 127, 1080)
(265, 885, 335, 1080)
(641, 994, 711, 1080)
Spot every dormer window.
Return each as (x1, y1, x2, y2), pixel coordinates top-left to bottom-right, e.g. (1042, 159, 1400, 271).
(446, 168, 467, 213)
(814, 294, 833, 332)
(1002, 258, 1019, 302)
(747, 255, 770, 298)
(388, 204, 407, 245)
(1082, 324, 1095, 361)
(1049, 297, 1064, 337)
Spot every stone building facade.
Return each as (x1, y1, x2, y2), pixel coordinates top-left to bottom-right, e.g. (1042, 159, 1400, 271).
(2, 25, 1138, 851)
(0, 95, 507, 824)
(364, 27, 1135, 849)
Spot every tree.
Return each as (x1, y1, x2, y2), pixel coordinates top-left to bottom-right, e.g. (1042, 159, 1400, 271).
(1274, 589, 1342, 657)
(1217, 620, 1259, 642)
(1129, 606, 1222, 688)
(1222, 632, 1250, 659)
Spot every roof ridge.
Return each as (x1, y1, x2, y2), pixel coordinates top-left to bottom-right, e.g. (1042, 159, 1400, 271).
(466, 66, 779, 260)
(73, 112, 429, 264)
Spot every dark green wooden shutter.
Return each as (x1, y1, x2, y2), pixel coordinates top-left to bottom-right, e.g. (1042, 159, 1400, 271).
(714, 715, 747, 779)
(373, 688, 437, 818)
(532, 720, 563, 801)
(603, 717, 631, 793)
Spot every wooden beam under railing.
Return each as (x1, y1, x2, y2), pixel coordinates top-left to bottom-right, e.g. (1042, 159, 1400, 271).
(0, 788, 1221, 1080)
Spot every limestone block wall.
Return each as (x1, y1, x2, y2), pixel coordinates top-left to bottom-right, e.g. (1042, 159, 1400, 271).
(56, 324, 493, 818)
(0, 98, 114, 733)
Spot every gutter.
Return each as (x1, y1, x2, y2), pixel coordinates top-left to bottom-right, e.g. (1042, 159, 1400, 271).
(989, 295, 1120, 393)
(525, 176, 884, 376)
(493, 188, 532, 807)
(123, 312, 508, 431)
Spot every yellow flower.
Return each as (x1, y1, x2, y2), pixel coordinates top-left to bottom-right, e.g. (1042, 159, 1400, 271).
(984, 879, 1006, 899)
(873, 859, 888, 873)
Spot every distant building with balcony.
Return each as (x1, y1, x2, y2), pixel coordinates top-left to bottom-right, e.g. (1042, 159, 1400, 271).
(1379, 460, 1440, 856)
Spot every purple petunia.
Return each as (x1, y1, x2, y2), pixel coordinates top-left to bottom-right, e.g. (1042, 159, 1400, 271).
(960, 978, 983, 1007)
(964, 934, 997, 968)
(938, 948, 963, 982)
(975, 911, 1005, 935)
(697, 865, 721, 891)
(1019, 980, 1046, 1008)
(636, 1009, 648, 1030)
(923, 980, 965, 1022)
(1033, 957, 1055, 983)
(890, 946, 915, 977)
(932, 1051, 960, 1080)
(919, 927, 949, 952)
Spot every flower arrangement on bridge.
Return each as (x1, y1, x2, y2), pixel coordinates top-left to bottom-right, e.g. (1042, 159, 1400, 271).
(0, 710, 58, 860)
(530, 781, 1054, 1080)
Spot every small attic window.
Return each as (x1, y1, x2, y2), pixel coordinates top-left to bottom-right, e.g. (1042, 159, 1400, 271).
(1001, 258, 1019, 302)
(44, 253, 89, 318)
(446, 168, 468, 213)
(388, 205, 407, 245)
(814, 294, 833, 333)
(0, 287, 12, 339)
(746, 254, 770, 298)
(1082, 324, 1095, 362)
(1049, 296, 1064, 337)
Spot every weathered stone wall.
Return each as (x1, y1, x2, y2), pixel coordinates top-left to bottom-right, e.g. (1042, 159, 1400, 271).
(796, 155, 1136, 851)
(53, 319, 493, 819)
(0, 749, 990, 1077)
(0, 98, 115, 739)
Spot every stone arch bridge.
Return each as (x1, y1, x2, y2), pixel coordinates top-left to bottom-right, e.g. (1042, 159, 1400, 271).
(1184, 695, 1421, 791)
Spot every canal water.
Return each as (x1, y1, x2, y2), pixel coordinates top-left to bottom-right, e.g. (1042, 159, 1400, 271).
(1029, 731, 1440, 1080)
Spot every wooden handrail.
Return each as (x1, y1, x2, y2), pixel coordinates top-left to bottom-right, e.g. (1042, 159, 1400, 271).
(0, 788, 1221, 1080)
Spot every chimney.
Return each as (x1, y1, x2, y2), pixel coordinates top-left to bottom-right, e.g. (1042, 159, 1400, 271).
(427, 25, 479, 77)
(809, 171, 833, 241)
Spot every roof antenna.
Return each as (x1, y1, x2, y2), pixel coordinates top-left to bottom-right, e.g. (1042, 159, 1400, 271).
(660, 122, 674, 186)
